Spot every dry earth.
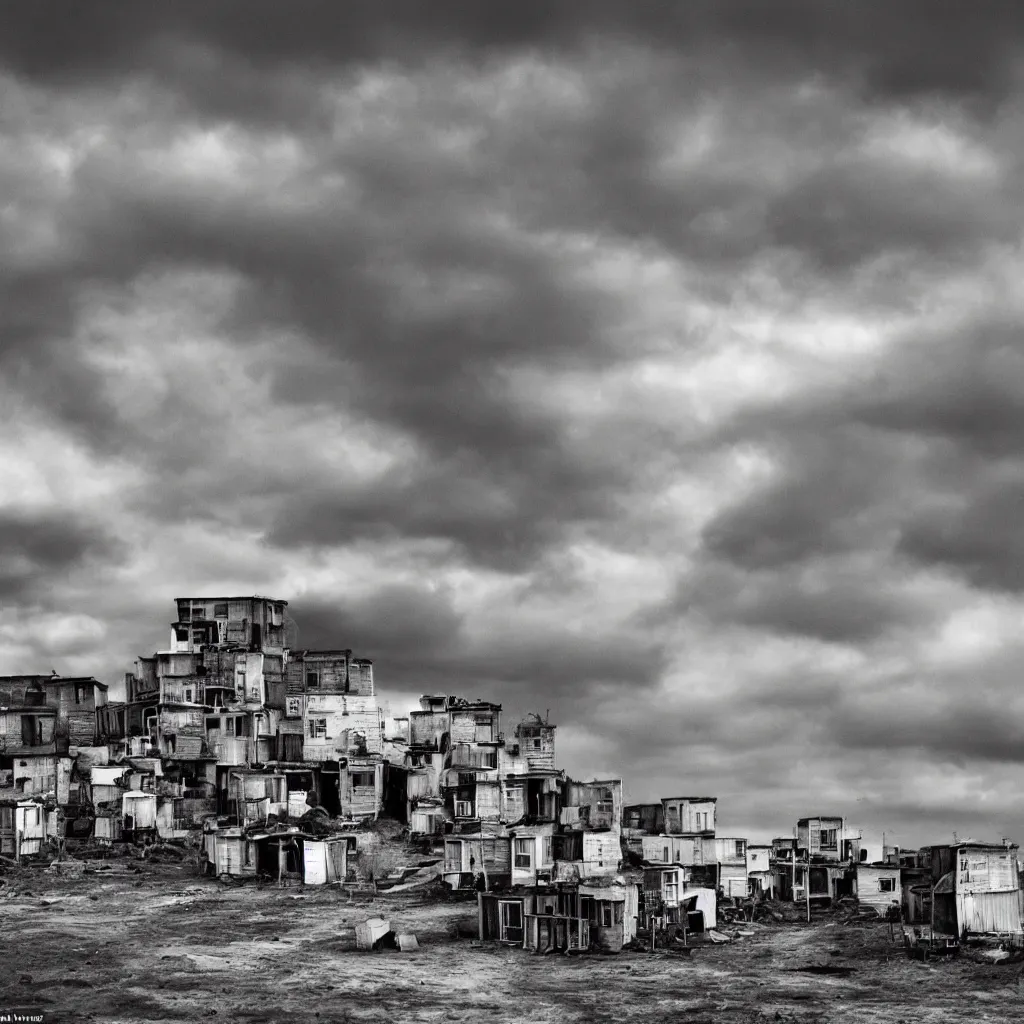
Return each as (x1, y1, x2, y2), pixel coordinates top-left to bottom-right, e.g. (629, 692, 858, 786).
(1, 864, 1023, 1023)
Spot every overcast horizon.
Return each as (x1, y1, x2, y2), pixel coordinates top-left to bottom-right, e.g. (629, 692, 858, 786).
(4, 2, 1024, 852)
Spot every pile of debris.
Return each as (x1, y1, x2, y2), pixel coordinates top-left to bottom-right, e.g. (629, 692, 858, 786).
(354, 917, 419, 952)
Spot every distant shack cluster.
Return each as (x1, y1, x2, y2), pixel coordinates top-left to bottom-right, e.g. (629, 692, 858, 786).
(1, 594, 1022, 950)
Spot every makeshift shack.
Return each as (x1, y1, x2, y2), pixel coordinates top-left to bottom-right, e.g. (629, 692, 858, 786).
(580, 879, 640, 952)
(303, 835, 354, 884)
(122, 791, 157, 841)
(856, 862, 901, 916)
(679, 887, 717, 932)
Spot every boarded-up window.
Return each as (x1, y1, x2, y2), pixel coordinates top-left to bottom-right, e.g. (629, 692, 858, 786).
(214, 603, 228, 618)
(505, 785, 524, 820)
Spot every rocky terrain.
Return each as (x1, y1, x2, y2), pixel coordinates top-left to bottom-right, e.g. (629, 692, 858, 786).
(2, 862, 1023, 1023)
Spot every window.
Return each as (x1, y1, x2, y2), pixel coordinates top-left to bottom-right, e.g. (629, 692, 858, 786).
(581, 897, 598, 929)
(663, 870, 679, 904)
(601, 903, 614, 927)
(234, 718, 245, 737)
(514, 838, 533, 869)
(735, 840, 745, 858)
(533, 739, 541, 749)
(309, 718, 327, 739)
(21, 716, 44, 746)
(819, 829, 838, 851)
(662, 846, 670, 863)
(879, 877, 896, 893)
(243, 842, 253, 868)
(184, 687, 195, 704)
(498, 901, 523, 943)
(191, 606, 206, 620)
(214, 603, 228, 618)
(455, 800, 473, 818)
(179, 607, 192, 622)
(596, 802, 613, 815)
(191, 630, 206, 646)
(350, 771, 375, 788)
(207, 718, 220, 732)
(541, 836, 553, 866)
(306, 672, 320, 689)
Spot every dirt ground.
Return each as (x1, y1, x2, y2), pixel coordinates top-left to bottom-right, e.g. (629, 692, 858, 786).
(2, 864, 1023, 1024)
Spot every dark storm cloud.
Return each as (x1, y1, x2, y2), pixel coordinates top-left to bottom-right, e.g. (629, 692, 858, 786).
(4, 1, 1024, 104)
(295, 585, 465, 658)
(832, 700, 1024, 766)
(897, 479, 1024, 593)
(706, 319, 1024, 597)
(854, 322, 1024, 456)
(701, 427, 897, 570)
(686, 563, 927, 644)
(290, 585, 669, 708)
(0, 510, 115, 599)
(4, 1, 1024, 849)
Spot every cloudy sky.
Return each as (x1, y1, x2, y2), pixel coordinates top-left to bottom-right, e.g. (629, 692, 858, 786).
(3, 2, 1024, 849)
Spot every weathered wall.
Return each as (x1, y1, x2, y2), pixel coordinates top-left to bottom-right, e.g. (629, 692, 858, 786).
(797, 817, 844, 860)
(623, 803, 664, 833)
(515, 720, 556, 771)
(956, 846, 1020, 894)
(303, 694, 382, 761)
(409, 709, 448, 749)
(158, 708, 207, 758)
(475, 779, 501, 822)
(339, 759, 383, 819)
(581, 832, 621, 876)
(564, 779, 622, 833)
(662, 798, 716, 834)
(450, 708, 498, 746)
(0, 754, 57, 798)
(856, 865, 901, 914)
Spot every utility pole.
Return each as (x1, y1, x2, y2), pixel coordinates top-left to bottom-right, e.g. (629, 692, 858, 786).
(805, 855, 811, 923)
